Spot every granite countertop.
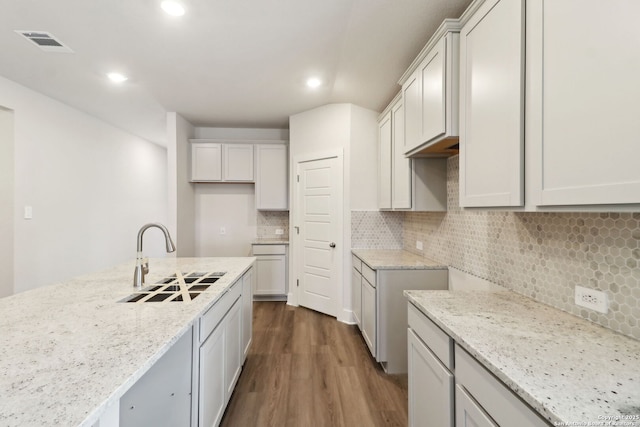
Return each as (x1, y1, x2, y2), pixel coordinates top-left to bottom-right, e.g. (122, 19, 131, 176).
(0, 257, 254, 427)
(405, 290, 640, 426)
(252, 239, 289, 245)
(352, 249, 447, 270)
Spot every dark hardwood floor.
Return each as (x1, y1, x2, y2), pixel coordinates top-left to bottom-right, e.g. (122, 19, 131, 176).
(221, 302, 409, 427)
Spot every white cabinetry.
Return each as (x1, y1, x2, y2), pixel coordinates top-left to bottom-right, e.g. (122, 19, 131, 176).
(241, 267, 253, 361)
(351, 253, 448, 373)
(256, 143, 288, 210)
(378, 111, 392, 209)
(459, 0, 525, 208)
(408, 302, 548, 427)
(197, 268, 252, 427)
(378, 94, 447, 212)
(190, 141, 254, 183)
(407, 329, 454, 427)
(120, 330, 193, 427)
(351, 255, 362, 329)
(529, 0, 640, 207)
(361, 272, 376, 356)
(457, 0, 640, 210)
(400, 24, 460, 157)
(251, 244, 288, 298)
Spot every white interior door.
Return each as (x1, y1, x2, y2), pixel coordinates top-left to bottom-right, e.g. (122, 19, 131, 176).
(296, 156, 341, 317)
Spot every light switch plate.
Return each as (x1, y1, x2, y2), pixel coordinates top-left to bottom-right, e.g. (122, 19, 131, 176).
(24, 206, 33, 220)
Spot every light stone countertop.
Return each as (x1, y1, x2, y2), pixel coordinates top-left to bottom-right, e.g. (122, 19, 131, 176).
(252, 239, 289, 245)
(0, 257, 254, 427)
(405, 290, 640, 426)
(352, 249, 447, 270)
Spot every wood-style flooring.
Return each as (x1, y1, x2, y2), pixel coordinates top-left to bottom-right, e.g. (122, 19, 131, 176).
(221, 302, 408, 427)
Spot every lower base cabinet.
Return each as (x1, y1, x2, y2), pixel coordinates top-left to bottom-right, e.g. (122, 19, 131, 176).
(361, 277, 376, 355)
(407, 329, 454, 427)
(252, 244, 288, 298)
(408, 302, 549, 427)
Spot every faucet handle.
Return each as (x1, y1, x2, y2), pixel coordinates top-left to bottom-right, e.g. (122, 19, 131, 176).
(142, 258, 149, 275)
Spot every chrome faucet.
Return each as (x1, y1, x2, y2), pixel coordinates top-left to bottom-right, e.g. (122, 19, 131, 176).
(133, 223, 176, 289)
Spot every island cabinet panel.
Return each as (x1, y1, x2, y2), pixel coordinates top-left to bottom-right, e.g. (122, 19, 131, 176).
(199, 323, 226, 427)
(120, 330, 193, 427)
(459, 0, 525, 207)
(196, 267, 253, 427)
(241, 266, 254, 361)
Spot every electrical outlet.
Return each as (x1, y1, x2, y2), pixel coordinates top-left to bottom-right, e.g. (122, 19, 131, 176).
(575, 286, 608, 313)
(219, 227, 226, 235)
(416, 241, 423, 251)
(275, 229, 284, 235)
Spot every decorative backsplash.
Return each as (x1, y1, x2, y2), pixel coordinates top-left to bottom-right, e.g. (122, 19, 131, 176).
(404, 156, 640, 341)
(351, 210, 403, 249)
(256, 211, 289, 239)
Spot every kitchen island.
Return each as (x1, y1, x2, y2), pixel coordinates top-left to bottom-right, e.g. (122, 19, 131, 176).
(405, 290, 640, 426)
(0, 257, 255, 427)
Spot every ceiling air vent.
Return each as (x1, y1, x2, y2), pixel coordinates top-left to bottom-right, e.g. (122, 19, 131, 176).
(15, 31, 74, 53)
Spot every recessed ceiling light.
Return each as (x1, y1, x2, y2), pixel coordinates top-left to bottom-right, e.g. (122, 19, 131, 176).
(107, 72, 128, 83)
(306, 78, 322, 89)
(161, 0, 185, 16)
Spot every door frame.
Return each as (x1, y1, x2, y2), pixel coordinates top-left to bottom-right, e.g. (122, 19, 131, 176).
(288, 148, 344, 318)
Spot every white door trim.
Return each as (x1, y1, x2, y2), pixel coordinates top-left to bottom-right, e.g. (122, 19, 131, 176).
(289, 148, 344, 318)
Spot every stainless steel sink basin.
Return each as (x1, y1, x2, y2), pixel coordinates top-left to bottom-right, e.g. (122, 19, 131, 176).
(119, 272, 225, 303)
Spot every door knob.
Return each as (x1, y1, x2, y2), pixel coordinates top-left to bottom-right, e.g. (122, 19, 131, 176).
(329, 242, 336, 248)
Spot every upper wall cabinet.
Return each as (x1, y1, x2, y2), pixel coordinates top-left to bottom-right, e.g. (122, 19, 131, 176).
(378, 94, 447, 212)
(459, 0, 525, 208)
(528, 0, 640, 207)
(400, 21, 461, 157)
(256, 143, 288, 210)
(190, 141, 254, 183)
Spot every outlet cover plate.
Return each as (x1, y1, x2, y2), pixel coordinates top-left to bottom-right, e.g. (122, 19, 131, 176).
(575, 286, 608, 313)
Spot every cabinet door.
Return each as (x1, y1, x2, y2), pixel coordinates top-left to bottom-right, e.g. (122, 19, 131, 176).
(534, 0, 640, 206)
(391, 100, 411, 209)
(459, 0, 525, 207)
(223, 144, 254, 182)
(120, 331, 192, 427)
(455, 385, 498, 427)
(361, 277, 376, 357)
(351, 267, 362, 329)
(199, 324, 226, 427)
(254, 255, 286, 295)
(420, 37, 446, 144)
(403, 71, 422, 154)
(256, 144, 288, 210)
(241, 268, 254, 362)
(224, 298, 242, 399)
(191, 143, 222, 182)
(407, 329, 454, 427)
(378, 111, 392, 209)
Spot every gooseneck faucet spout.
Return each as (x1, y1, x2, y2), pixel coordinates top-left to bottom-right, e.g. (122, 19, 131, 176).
(133, 223, 176, 289)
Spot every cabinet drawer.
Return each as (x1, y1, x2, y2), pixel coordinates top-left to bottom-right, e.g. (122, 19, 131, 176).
(352, 255, 362, 272)
(362, 263, 376, 287)
(200, 280, 242, 343)
(455, 344, 548, 427)
(408, 303, 453, 370)
(252, 244, 286, 255)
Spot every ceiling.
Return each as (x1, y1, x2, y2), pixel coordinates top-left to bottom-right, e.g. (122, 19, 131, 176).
(0, 0, 472, 145)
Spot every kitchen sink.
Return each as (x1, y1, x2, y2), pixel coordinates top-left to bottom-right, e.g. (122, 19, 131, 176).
(119, 271, 225, 303)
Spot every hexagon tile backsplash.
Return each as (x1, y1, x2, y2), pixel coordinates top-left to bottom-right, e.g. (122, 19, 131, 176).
(404, 156, 640, 340)
(351, 210, 403, 249)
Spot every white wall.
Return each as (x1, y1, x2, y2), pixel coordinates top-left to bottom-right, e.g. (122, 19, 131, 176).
(0, 75, 168, 294)
(167, 113, 196, 257)
(289, 103, 378, 323)
(195, 184, 256, 257)
(0, 107, 14, 297)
